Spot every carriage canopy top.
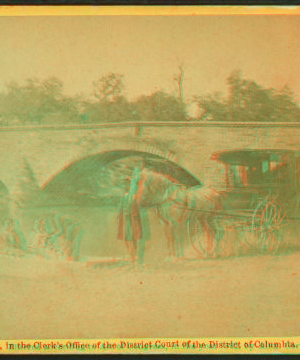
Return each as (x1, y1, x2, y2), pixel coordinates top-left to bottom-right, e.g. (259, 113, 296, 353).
(211, 149, 300, 166)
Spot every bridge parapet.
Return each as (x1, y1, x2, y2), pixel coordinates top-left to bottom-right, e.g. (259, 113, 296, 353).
(0, 122, 299, 194)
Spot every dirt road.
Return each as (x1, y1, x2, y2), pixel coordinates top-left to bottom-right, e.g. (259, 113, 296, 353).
(0, 251, 299, 339)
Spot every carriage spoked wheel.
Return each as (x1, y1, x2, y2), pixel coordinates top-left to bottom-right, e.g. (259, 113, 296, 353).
(244, 200, 289, 254)
(187, 211, 227, 258)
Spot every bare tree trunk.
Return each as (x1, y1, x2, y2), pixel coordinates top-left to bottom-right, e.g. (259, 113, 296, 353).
(174, 63, 185, 101)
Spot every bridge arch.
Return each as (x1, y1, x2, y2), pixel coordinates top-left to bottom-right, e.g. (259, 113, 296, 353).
(41, 149, 201, 205)
(37, 134, 186, 186)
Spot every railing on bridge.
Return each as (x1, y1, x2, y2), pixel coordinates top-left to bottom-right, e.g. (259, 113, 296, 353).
(0, 121, 300, 132)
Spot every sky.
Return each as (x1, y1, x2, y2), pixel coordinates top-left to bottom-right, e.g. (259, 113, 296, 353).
(0, 15, 299, 111)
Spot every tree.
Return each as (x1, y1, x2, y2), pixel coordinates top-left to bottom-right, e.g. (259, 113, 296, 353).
(82, 95, 135, 124)
(12, 157, 41, 207)
(80, 73, 134, 124)
(0, 77, 81, 126)
(134, 90, 188, 122)
(173, 63, 185, 101)
(195, 91, 228, 121)
(93, 73, 125, 102)
(195, 70, 300, 122)
(272, 85, 300, 122)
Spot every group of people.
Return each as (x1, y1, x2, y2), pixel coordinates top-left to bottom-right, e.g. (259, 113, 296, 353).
(0, 213, 84, 261)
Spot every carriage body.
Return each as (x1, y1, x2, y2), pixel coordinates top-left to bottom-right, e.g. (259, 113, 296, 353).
(188, 149, 300, 257)
(211, 149, 300, 215)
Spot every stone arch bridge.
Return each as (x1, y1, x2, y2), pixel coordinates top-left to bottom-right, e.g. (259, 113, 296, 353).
(0, 121, 299, 200)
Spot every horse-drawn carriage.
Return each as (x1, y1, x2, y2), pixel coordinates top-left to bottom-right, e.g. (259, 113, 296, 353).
(96, 149, 300, 262)
(187, 149, 300, 257)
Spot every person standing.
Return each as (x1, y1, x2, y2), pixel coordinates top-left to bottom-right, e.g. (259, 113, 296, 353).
(118, 166, 150, 265)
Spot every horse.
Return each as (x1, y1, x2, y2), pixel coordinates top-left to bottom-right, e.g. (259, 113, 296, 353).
(156, 182, 223, 260)
(118, 167, 222, 262)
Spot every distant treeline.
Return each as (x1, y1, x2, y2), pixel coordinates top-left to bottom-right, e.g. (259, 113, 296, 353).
(0, 70, 299, 126)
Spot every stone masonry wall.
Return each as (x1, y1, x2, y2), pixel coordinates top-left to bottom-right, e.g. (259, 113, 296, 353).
(1, 125, 300, 193)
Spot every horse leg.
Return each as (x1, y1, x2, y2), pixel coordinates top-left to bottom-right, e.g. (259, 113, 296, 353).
(163, 223, 176, 261)
(203, 215, 221, 257)
(156, 207, 173, 261)
(169, 223, 185, 262)
(72, 228, 84, 261)
(171, 207, 188, 261)
(176, 221, 185, 259)
(173, 225, 181, 259)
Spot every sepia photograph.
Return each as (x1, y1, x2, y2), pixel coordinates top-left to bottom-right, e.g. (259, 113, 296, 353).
(0, 7, 299, 354)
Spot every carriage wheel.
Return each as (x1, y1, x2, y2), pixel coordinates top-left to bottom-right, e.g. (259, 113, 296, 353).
(259, 201, 289, 253)
(243, 200, 289, 254)
(187, 211, 227, 258)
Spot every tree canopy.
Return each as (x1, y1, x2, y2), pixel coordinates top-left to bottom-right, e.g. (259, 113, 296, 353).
(0, 70, 298, 126)
(0, 77, 81, 126)
(195, 70, 300, 122)
(93, 73, 125, 102)
(133, 90, 187, 122)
